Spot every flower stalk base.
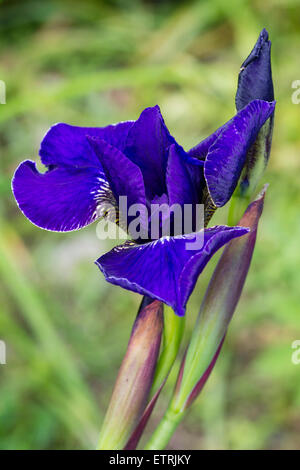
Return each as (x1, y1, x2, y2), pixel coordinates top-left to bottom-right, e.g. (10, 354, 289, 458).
(144, 408, 185, 450)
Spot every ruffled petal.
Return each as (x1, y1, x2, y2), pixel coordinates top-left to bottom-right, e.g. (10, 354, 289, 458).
(96, 225, 249, 316)
(204, 99, 276, 207)
(12, 160, 111, 231)
(40, 121, 134, 168)
(236, 29, 274, 111)
(124, 106, 176, 199)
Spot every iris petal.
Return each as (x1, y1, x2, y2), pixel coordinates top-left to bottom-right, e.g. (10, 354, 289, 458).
(87, 137, 148, 234)
(87, 137, 147, 206)
(96, 225, 249, 316)
(204, 99, 275, 207)
(124, 106, 176, 199)
(166, 144, 197, 206)
(188, 126, 224, 161)
(40, 121, 134, 168)
(12, 160, 110, 231)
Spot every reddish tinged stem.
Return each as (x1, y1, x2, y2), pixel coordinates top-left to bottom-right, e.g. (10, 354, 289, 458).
(124, 381, 165, 450)
(97, 300, 163, 450)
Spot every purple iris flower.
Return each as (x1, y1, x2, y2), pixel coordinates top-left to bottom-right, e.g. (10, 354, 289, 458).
(12, 98, 274, 316)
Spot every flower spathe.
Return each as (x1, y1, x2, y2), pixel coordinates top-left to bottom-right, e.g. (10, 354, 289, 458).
(12, 98, 275, 315)
(98, 300, 164, 450)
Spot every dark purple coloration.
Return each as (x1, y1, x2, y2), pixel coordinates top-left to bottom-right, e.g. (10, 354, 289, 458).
(13, 102, 274, 231)
(97, 226, 248, 317)
(204, 99, 275, 207)
(12, 160, 106, 231)
(12, 95, 274, 314)
(236, 28, 274, 111)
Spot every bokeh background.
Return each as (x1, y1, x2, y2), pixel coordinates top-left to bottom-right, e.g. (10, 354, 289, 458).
(0, 0, 300, 450)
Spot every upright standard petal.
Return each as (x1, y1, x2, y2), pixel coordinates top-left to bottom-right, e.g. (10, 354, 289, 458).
(12, 160, 110, 231)
(166, 144, 204, 233)
(87, 137, 148, 235)
(176, 150, 205, 209)
(236, 29, 274, 111)
(204, 99, 275, 207)
(166, 144, 197, 207)
(87, 138, 147, 208)
(96, 226, 249, 316)
(124, 106, 176, 200)
(40, 121, 134, 168)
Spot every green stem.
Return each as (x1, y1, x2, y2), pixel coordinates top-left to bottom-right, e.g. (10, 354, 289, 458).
(144, 407, 185, 450)
(228, 191, 250, 227)
(151, 307, 185, 393)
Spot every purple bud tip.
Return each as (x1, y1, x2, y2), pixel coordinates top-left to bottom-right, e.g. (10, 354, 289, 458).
(236, 29, 274, 111)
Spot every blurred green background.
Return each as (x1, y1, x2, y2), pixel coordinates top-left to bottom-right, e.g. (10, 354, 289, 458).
(0, 0, 300, 450)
